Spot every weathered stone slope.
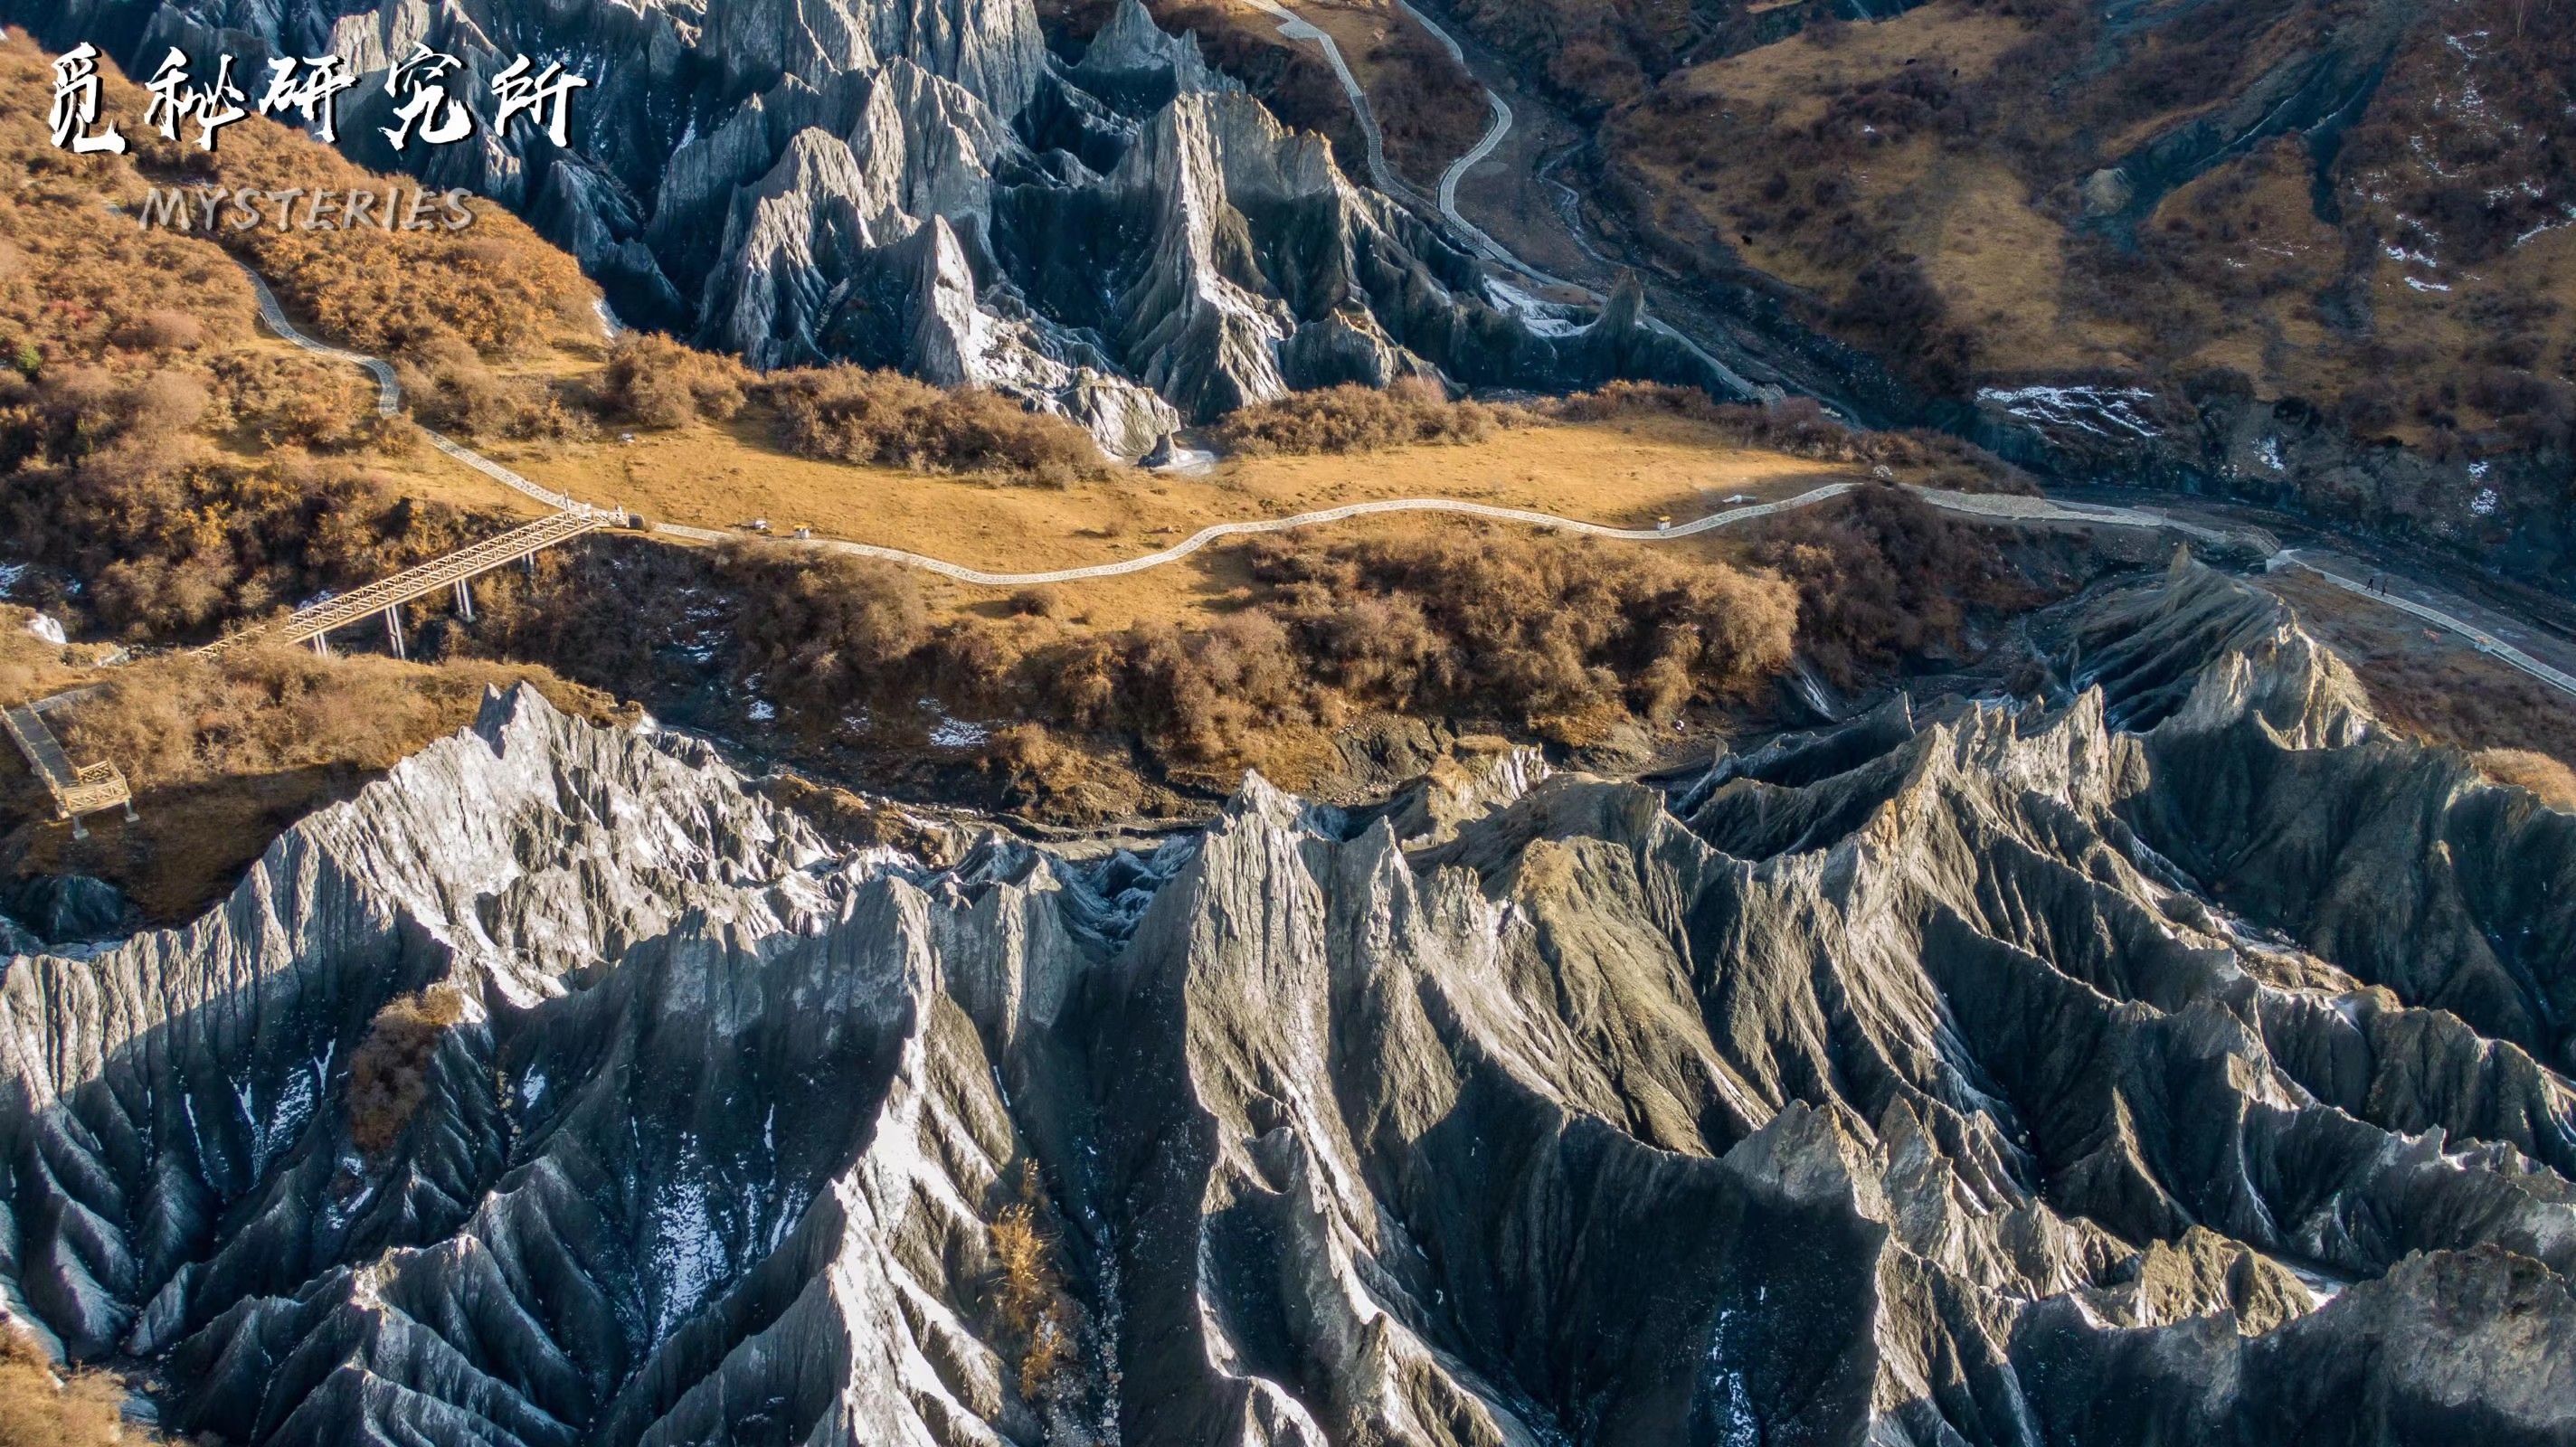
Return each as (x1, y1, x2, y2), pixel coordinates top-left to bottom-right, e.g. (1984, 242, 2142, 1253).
(1, 562, 2571, 1445)
(3, 0, 1734, 453)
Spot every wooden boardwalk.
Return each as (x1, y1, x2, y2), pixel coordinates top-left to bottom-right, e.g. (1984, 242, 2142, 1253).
(199, 509, 612, 659)
(2, 695, 130, 837)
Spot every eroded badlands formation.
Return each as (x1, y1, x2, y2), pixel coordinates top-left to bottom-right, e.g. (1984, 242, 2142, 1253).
(2, 561, 2572, 1445)
(20, 0, 1733, 452)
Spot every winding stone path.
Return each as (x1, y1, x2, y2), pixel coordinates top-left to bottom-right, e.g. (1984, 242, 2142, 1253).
(231, 254, 2576, 704)
(233, 260, 603, 517)
(2277, 552, 2576, 700)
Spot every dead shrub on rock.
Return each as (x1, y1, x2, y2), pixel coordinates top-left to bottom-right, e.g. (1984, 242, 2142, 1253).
(346, 984, 469, 1158)
(0, 1329, 148, 1446)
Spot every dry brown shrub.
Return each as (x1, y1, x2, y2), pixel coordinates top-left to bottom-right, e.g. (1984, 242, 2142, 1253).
(0, 607, 80, 710)
(346, 985, 468, 1157)
(5, 437, 493, 638)
(22, 648, 616, 922)
(603, 333, 752, 429)
(1246, 528, 1799, 740)
(762, 366, 1105, 485)
(989, 1161, 1079, 1403)
(209, 352, 374, 451)
(2474, 748, 2576, 809)
(398, 337, 594, 442)
(718, 545, 933, 724)
(980, 722, 1145, 818)
(1005, 589, 1065, 619)
(109, 308, 205, 354)
(1216, 377, 1518, 456)
(51, 646, 610, 793)
(1365, 25, 1489, 180)
(0, 1330, 147, 1446)
(1746, 482, 2045, 685)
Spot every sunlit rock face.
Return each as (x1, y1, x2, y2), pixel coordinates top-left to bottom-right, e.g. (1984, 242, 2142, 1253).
(4, 562, 2573, 1446)
(8, 0, 1736, 455)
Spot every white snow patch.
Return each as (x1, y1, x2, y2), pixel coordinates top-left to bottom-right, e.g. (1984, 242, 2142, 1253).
(927, 716, 989, 748)
(649, 1172, 730, 1338)
(1482, 277, 1589, 338)
(1976, 384, 2162, 440)
(23, 613, 65, 646)
(2470, 486, 2500, 517)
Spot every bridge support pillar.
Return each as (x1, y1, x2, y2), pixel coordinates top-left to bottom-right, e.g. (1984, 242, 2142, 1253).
(453, 578, 476, 622)
(309, 632, 331, 657)
(384, 606, 406, 661)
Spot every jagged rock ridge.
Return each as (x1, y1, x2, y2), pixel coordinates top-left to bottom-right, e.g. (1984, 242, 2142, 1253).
(2, 561, 2573, 1445)
(8, 0, 1738, 453)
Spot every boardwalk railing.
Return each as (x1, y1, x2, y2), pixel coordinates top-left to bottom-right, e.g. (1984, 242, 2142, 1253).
(2, 700, 132, 836)
(199, 508, 612, 659)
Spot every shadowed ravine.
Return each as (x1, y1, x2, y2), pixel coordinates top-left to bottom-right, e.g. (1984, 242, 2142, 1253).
(2, 559, 2570, 1445)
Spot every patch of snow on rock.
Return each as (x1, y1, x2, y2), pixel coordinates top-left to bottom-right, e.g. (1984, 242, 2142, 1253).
(1976, 384, 2162, 440)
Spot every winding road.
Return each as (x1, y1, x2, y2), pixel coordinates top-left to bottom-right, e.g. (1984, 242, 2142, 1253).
(233, 257, 2576, 703)
(1236, 0, 1762, 395)
(234, 260, 605, 519)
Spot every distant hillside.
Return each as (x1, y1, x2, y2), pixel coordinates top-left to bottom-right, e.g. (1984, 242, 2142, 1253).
(1585, 0, 2574, 583)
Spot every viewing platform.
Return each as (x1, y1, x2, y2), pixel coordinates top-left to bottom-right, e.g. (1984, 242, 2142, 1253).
(2, 691, 132, 838)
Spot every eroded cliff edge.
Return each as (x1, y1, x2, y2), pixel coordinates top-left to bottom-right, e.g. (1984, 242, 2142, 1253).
(2, 559, 2571, 1446)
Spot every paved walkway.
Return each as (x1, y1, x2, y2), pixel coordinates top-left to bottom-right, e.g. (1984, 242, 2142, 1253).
(1237, 0, 1759, 395)
(229, 256, 2570, 703)
(2274, 551, 2576, 700)
(234, 261, 604, 516)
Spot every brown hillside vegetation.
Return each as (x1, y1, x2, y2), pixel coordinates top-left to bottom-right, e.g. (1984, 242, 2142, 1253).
(1213, 379, 2022, 482)
(989, 1161, 1082, 1404)
(1215, 376, 1517, 454)
(1443, 0, 1694, 110)
(480, 485, 2070, 814)
(0, 33, 569, 640)
(487, 525, 1809, 801)
(1598, 0, 2576, 455)
(764, 366, 1110, 484)
(2475, 749, 2576, 811)
(590, 334, 1112, 483)
(1746, 482, 2048, 684)
(2259, 569, 2576, 779)
(11, 646, 620, 921)
(601, 332, 751, 429)
(0, 1330, 155, 1446)
(0, 364, 496, 638)
(0, 33, 594, 364)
